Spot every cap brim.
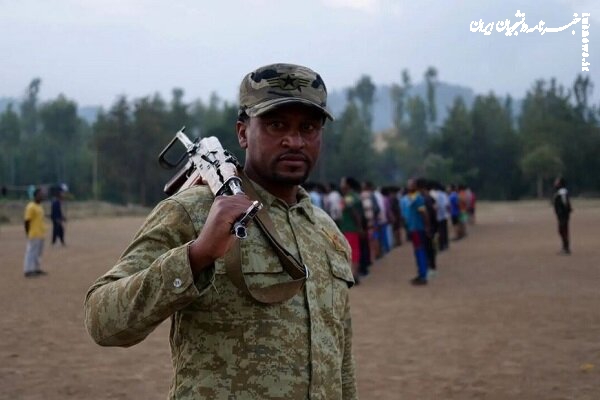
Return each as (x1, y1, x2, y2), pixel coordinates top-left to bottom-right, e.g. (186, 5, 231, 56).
(246, 98, 335, 121)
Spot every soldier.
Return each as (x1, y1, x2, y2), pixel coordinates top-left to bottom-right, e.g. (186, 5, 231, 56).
(553, 176, 573, 255)
(84, 63, 358, 399)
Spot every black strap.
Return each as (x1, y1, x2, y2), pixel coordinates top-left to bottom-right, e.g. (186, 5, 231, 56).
(223, 171, 308, 304)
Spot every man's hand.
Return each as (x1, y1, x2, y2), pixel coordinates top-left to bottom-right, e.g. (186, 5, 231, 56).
(187, 195, 255, 277)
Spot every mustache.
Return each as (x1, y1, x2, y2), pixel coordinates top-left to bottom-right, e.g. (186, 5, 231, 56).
(277, 151, 309, 161)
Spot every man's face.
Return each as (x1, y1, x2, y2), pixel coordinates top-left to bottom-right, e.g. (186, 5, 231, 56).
(407, 179, 416, 193)
(340, 177, 348, 194)
(237, 103, 324, 188)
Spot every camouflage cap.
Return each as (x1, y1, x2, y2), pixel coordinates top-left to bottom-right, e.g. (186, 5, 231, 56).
(238, 63, 334, 120)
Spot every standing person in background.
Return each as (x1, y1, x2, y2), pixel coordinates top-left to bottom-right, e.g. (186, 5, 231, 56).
(361, 182, 380, 261)
(421, 179, 438, 277)
(324, 182, 343, 226)
(553, 177, 573, 255)
(305, 182, 324, 209)
(389, 186, 403, 247)
(433, 182, 450, 251)
(23, 188, 47, 277)
(51, 189, 66, 246)
(373, 186, 390, 256)
(406, 179, 430, 286)
(360, 182, 376, 265)
(400, 187, 411, 243)
(448, 184, 461, 240)
(467, 186, 476, 225)
(458, 184, 469, 238)
(340, 176, 365, 282)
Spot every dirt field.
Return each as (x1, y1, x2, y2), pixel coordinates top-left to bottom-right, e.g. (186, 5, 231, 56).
(1, 200, 599, 400)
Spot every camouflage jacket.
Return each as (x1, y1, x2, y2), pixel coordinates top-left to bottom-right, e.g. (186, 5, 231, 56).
(84, 181, 358, 400)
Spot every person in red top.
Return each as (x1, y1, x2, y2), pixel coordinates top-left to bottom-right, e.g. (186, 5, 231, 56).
(339, 176, 365, 282)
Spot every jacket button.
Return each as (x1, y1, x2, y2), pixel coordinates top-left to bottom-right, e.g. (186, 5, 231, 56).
(173, 278, 182, 288)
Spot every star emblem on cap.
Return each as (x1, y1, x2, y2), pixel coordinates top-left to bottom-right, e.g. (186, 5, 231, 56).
(266, 74, 310, 91)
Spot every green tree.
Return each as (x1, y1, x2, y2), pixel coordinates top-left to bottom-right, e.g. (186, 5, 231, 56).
(347, 75, 376, 130)
(424, 66, 438, 126)
(93, 97, 133, 204)
(333, 102, 374, 181)
(520, 144, 563, 198)
(38, 95, 81, 183)
(20, 78, 41, 137)
(470, 93, 521, 199)
(0, 103, 21, 185)
(390, 69, 411, 134)
(423, 153, 457, 185)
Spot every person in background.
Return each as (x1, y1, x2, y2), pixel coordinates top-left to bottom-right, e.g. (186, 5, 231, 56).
(432, 181, 449, 251)
(389, 186, 403, 247)
(373, 185, 390, 256)
(51, 189, 66, 246)
(421, 179, 438, 277)
(457, 184, 469, 238)
(406, 178, 430, 286)
(361, 181, 379, 261)
(553, 177, 573, 255)
(324, 182, 343, 226)
(340, 176, 366, 282)
(467, 186, 476, 225)
(23, 188, 48, 277)
(448, 184, 461, 240)
(305, 182, 324, 209)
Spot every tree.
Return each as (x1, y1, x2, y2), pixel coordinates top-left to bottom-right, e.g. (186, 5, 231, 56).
(423, 153, 457, 185)
(332, 102, 374, 181)
(347, 75, 376, 130)
(405, 96, 428, 151)
(20, 78, 41, 137)
(520, 144, 563, 198)
(470, 93, 521, 199)
(38, 95, 81, 183)
(93, 97, 133, 204)
(390, 69, 411, 134)
(424, 66, 438, 126)
(429, 97, 474, 184)
(0, 103, 21, 184)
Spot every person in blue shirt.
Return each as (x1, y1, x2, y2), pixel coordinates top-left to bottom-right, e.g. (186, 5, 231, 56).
(405, 178, 431, 285)
(448, 184, 462, 240)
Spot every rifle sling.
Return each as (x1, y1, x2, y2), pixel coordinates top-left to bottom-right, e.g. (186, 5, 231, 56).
(223, 171, 308, 304)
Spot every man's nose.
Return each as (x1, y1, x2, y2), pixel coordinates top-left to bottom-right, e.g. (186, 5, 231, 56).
(282, 130, 305, 148)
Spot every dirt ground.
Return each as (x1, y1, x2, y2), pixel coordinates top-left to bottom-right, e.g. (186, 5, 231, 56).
(1, 200, 599, 400)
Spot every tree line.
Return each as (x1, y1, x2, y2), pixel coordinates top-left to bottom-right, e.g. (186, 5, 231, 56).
(1, 70, 599, 206)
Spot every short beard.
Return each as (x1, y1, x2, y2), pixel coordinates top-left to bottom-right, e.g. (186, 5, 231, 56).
(271, 170, 311, 186)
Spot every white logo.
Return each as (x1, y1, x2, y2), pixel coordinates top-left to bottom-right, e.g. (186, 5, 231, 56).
(470, 10, 591, 72)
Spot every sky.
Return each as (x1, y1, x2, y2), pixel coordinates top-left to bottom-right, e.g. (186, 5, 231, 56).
(1, 0, 598, 108)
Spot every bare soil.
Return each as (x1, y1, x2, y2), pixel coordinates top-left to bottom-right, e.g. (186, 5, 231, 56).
(1, 200, 599, 400)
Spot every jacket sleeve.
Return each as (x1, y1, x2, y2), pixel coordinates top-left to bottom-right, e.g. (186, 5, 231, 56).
(341, 291, 359, 399)
(84, 198, 214, 347)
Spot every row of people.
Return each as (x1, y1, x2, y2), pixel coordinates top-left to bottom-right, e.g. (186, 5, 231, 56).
(304, 179, 477, 285)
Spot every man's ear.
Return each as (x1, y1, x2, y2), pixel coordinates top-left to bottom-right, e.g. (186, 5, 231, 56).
(236, 120, 248, 149)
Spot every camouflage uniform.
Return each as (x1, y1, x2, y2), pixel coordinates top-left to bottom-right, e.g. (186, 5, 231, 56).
(85, 181, 358, 399)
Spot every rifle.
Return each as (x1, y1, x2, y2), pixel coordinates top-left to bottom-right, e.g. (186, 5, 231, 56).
(158, 127, 262, 239)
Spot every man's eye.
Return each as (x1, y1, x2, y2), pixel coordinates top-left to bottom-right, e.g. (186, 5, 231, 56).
(268, 121, 285, 129)
(301, 123, 315, 132)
